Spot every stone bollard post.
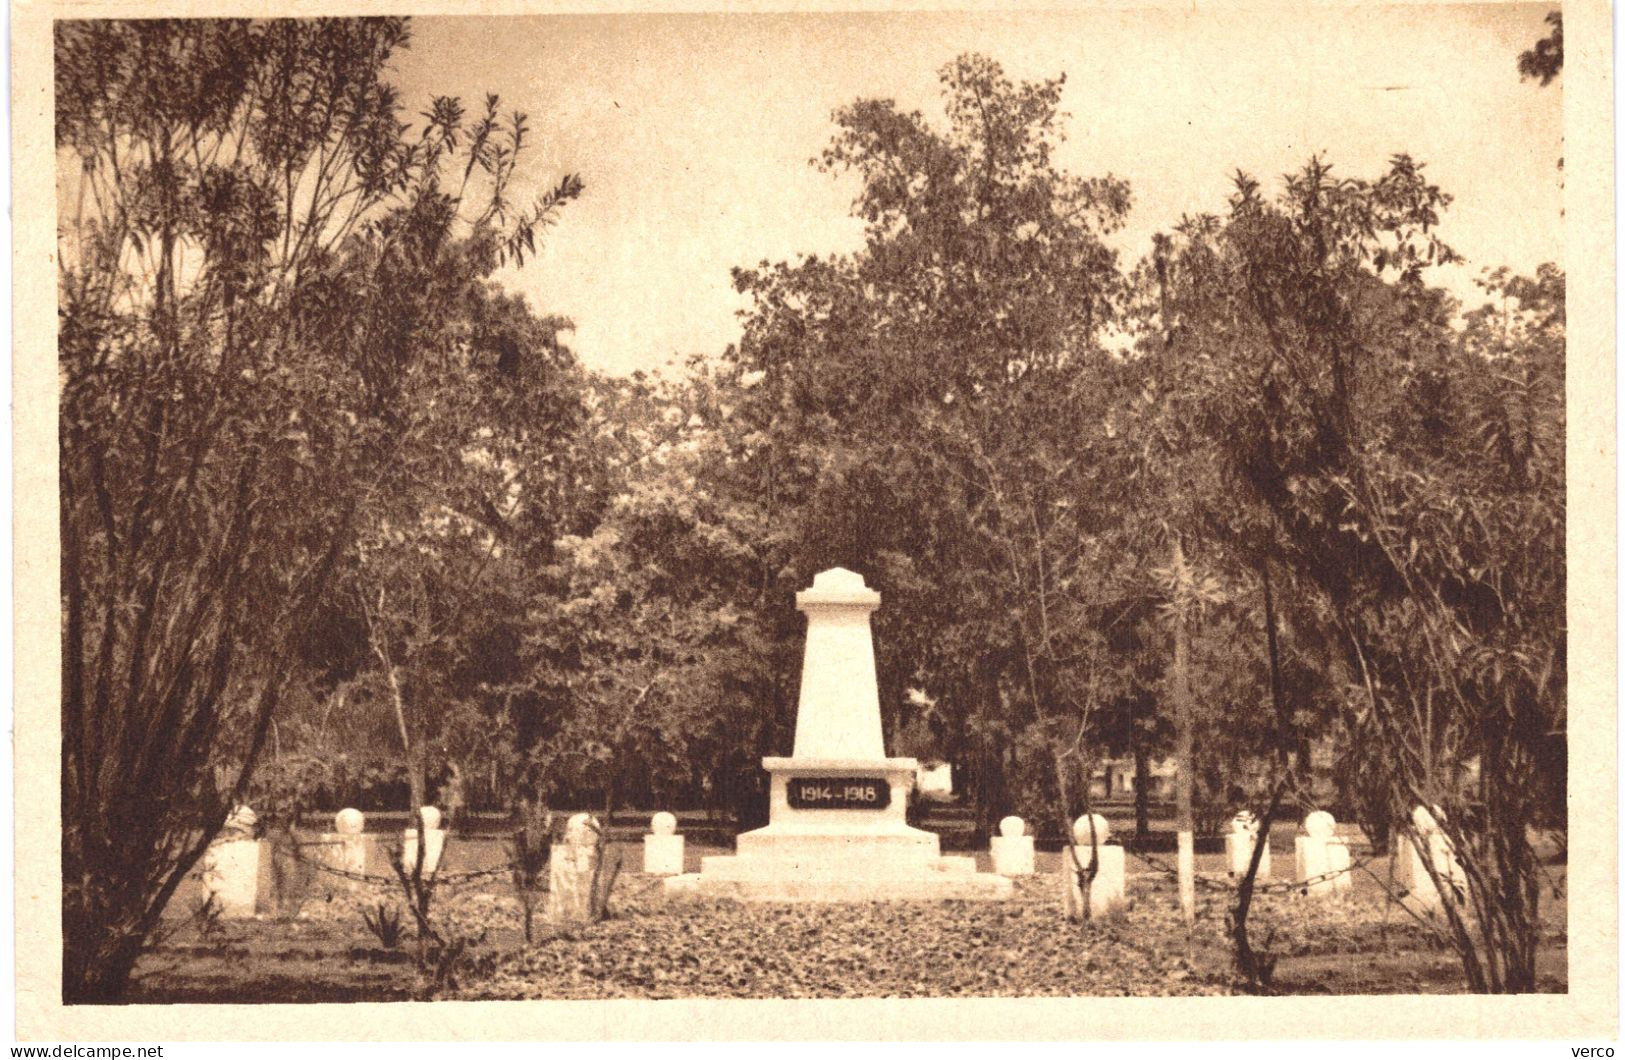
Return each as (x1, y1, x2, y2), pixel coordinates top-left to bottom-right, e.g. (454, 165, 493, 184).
(990, 815, 1036, 876)
(642, 811, 685, 876)
(549, 812, 600, 925)
(1293, 811, 1352, 897)
(1225, 810, 1272, 879)
(1061, 814, 1126, 920)
(401, 806, 446, 878)
(318, 808, 368, 894)
(1396, 806, 1464, 912)
(201, 805, 262, 917)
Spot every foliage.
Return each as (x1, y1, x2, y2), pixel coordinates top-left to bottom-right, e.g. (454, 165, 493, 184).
(587, 824, 625, 925)
(717, 54, 1149, 833)
(65, 26, 1566, 1002)
(189, 893, 224, 942)
(467, 877, 1231, 999)
(360, 901, 405, 950)
(507, 800, 553, 944)
(56, 17, 577, 1001)
(513, 363, 794, 822)
(386, 821, 490, 994)
(348, 282, 587, 811)
(1147, 155, 1564, 992)
(1518, 11, 1563, 86)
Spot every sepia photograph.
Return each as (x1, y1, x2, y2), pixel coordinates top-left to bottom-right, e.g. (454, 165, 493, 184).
(15, 0, 1617, 1041)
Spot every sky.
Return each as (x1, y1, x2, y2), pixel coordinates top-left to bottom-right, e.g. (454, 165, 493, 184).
(390, 4, 1564, 377)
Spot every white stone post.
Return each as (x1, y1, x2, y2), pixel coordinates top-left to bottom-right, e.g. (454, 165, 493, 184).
(201, 805, 261, 917)
(1293, 810, 1352, 897)
(317, 808, 368, 894)
(1061, 814, 1126, 919)
(1225, 810, 1272, 878)
(1396, 805, 1464, 912)
(642, 811, 685, 876)
(990, 815, 1036, 877)
(401, 805, 445, 877)
(549, 812, 600, 924)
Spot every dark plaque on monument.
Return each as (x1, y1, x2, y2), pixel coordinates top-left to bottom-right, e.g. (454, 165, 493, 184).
(787, 776, 891, 810)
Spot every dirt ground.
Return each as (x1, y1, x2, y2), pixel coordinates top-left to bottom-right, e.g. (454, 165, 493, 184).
(129, 838, 1567, 1003)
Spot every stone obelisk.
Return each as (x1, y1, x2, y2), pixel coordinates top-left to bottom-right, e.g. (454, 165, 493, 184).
(789, 569, 886, 759)
(665, 568, 1010, 901)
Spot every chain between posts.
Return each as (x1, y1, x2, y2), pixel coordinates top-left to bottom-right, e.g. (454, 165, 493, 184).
(277, 836, 528, 889)
(279, 833, 1372, 896)
(1122, 844, 1375, 896)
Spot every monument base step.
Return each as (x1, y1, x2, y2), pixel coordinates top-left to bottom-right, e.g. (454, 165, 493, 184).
(732, 824, 940, 865)
(693, 853, 974, 881)
(663, 869, 1012, 902)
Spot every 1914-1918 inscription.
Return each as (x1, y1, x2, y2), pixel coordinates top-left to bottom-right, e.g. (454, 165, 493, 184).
(787, 777, 890, 810)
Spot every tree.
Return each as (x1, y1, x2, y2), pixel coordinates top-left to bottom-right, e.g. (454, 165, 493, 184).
(1517, 11, 1563, 177)
(723, 54, 1140, 836)
(1518, 11, 1563, 86)
(350, 286, 586, 815)
(518, 362, 790, 820)
(56, 18, 578, 1001)
(1152, 156, 1564, 992)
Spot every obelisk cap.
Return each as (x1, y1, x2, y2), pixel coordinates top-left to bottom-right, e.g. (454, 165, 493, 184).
(795, 567, 881, 611)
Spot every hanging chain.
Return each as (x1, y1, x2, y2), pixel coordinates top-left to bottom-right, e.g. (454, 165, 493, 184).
(271, 831, 1373, 898)
(274, 835, 530, 888)
(1122, 843, 1376, 896)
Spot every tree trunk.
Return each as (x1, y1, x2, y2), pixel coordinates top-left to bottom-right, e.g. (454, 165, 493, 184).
(407, 758, 427, 817)
(973, 733, 1006, 846)
(63, 931, 146, 1005)
(1232, 565, 1296, 991)
(1132, 722, 1152, 839)
(1232, 779, 1289, 992)
(1171, 539, 1196, 926)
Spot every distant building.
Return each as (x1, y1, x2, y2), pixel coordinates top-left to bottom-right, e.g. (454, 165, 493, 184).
(1091, 758, 1178, 800)
(916, 761, 953, 799)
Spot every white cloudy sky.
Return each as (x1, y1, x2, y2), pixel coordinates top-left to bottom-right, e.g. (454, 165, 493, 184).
(390, 4, 1564, 377)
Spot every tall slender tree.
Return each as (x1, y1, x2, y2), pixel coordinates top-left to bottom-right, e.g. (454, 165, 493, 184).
(56, 18, 578, 1001)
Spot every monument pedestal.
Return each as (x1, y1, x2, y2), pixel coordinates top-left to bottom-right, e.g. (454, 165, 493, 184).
(669, 756, 1009, 900)
(665, 569, 1010, 902)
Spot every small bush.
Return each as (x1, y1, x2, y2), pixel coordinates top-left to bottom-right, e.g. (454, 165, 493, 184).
(508, 801, 553, 944)
(191, 893, 224, 941)
(361, 902, 404, 950)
